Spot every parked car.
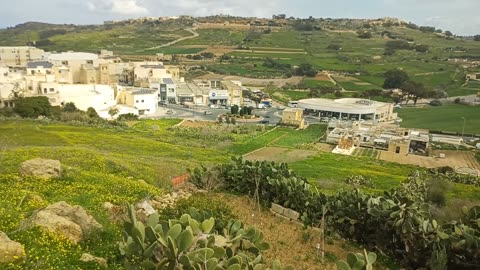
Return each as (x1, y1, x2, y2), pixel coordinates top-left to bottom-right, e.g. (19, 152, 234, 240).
(166, 109, 173, 115)
(204, 110, 212, 115)
(259, 120, 270, 124)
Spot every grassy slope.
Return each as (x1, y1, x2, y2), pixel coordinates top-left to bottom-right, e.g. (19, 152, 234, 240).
(397, 104, 480, 134)
(0, 119, 228, 269)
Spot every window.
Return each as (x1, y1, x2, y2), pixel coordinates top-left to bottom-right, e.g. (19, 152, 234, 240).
(43, 88, 47, 94)
(31, 70, 35, 75)
(86, 60, 93, 64)
(136, 100, 139, 103)
(49, 88, 54, 92)
(28, 86, 32, 90)
(141, 100, 144, 103)
(62, 61, 68, 65)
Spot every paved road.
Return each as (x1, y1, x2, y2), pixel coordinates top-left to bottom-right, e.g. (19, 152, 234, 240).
(140, 104, 283, 124)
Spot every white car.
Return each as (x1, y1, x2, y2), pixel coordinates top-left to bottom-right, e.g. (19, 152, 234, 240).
(204, 110, 212, 115)
(166, 109, 173, 115)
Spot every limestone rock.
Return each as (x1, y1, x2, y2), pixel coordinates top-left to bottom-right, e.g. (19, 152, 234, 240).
(271, 203, 285, 215)
(80, 253, 107, 268)
(20, 158, 62, 178)
(21, 201, 102, 244)
(103, 202, 115, 211)
(0, 232, 25, 263)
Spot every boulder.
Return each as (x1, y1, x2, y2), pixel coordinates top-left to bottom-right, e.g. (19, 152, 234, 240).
(0, 231, 25, 263)
(80, 253, 107, 268)
(21, 201, 102, 244)
(20, 158, 62, 178)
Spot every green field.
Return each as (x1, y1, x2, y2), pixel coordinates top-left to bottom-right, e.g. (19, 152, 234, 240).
(271, 124, 327, 148)
(289, 152, 416, 191)
(397, 104, 480, 134)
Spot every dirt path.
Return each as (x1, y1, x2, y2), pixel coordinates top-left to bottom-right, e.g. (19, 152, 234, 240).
(135, 28, 199, 53)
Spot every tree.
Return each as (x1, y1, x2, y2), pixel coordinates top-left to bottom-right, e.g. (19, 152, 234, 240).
(108, 107, 119, 119)
(230, 104, 239, 115)
(86, 107, 99, 118)
(13, 96, 51, 118)
(401, 80, 427, 105)
(444, 31, 453, 37)
(383, 69, 409, 89)
(474, 35, 480, 41)
(62, 102, 78, 112)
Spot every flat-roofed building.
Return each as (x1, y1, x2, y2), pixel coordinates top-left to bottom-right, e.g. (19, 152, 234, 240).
(0, 46, 44, 67)
(297, 98, 396, 122)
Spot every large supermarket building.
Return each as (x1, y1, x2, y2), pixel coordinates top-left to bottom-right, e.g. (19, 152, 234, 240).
(296, 98, 397, 122)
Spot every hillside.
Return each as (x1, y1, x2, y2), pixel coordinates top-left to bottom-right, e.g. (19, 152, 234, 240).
(2, 16, 478, 97)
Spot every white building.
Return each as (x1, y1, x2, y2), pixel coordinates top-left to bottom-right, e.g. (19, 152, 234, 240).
(297, 98, 397, 122)
(0, 64, 26, 108)
(150, 78, 177, 104)
(116, 87, 159, 115)
(37, 83, 115, 112)
(0, 46, 44, 67)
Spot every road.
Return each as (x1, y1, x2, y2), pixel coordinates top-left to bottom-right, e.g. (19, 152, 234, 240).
(135, 28, 199, 53)
(140, 104, 283, 124)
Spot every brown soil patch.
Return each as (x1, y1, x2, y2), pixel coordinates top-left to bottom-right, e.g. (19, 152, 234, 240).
(212, 193, 359, 270)
(179, 120, 216, 128)
(314, 74, 331, 81)
(244, 147, 318, 163)
(378, 150, 480, 170)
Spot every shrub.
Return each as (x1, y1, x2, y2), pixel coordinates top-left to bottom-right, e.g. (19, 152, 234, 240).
(13, 96, 51, 118)
(429, 99, 442, 106)
(60, 111, 89, 122)
(117, 113, 139, 121)
(86, 107, 99, 118)
(62, 102, 78, 112)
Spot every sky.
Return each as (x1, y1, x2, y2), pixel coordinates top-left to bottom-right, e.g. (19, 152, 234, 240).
(0, 0, 479, 35)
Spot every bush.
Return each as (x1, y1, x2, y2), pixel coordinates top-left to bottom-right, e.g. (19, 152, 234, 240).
(0, 107, 15, 117)
(86, 107, 99, 118)
(426, 179, 450, 206)
(429, 100, 442, 106)
(60, 111, 89, 122)
(62, 102, 78, 112)
(117, 113, 139, 121)
(13, 96, 51, 118)
(357, 31, 372, 39)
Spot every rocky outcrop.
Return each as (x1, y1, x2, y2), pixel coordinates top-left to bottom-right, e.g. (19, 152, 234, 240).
(0, 232, 25, 263)
(21, 201, 102, 244)
(147, 182, 197, 211)
(80, 253, 107, 268)
(20, 158, 62, 178)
